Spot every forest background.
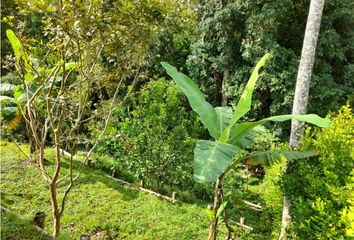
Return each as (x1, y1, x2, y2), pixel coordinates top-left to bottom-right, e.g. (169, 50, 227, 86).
(1, 0, 353, 239)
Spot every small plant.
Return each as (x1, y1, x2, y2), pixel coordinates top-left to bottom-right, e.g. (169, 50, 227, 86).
(6, 28, 118, 237)
(162, 53, 331, 240)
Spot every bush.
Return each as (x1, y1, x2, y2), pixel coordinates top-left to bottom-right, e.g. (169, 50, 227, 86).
(94, 79, 205, 194)
(284, 104, 354, 239)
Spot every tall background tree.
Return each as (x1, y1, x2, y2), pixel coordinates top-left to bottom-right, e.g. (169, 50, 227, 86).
(187, 0, 353, 133)
(280, 1, 326, 239)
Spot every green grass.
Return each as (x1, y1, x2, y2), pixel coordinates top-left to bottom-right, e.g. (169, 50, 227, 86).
(0, 141, 211, 239)
(1, 210, 53, 240)
(0, 140, 284, 239)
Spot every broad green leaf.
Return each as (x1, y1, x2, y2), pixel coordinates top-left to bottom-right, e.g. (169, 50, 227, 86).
(0, 96, 16, 103)
(234, 125, 266, 148)
(245, 149, 318, 166)
(194, 140, 240, 182)
(0, 83, 16, 92)
(215, 106, 233, 136)
(219, 53, 271, 142)
(6, 29, 22, 64)
(6, 29, 34, 82)
(161, 62, 218, 139)
(0, 107, 17, 117)
(228, 114, 332, 144)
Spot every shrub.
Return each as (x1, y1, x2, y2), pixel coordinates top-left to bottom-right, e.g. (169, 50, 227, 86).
(94, 79, 205, 193)
(284, 104, 354, 239)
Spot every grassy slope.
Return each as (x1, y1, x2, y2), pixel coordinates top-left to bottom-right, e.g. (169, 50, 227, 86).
(0, 141, 211, 239)
(1, 210, 53, 240)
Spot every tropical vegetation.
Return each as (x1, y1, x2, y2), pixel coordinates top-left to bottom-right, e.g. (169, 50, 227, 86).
(1, 0, 353, 239)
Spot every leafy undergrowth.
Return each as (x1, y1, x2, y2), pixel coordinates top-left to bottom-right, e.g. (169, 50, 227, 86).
(221, 160, 285, 240)
(0, 141, 212, 239)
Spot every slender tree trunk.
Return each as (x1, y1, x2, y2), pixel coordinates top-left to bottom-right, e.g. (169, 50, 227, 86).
(289, 0, 325, 148)
(222, 69, 229, 106)
(50, 182, 61, 237)
(279, 0, 325, 239)
(214, 70, 229, 106)
(25, 118, 38, 158)
(50, 130, 62, 237)
(208, 177, 222, 240)
(214, 71, 223, 105)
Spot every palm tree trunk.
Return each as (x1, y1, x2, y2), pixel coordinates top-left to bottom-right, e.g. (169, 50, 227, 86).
(279, 0, 325, 239)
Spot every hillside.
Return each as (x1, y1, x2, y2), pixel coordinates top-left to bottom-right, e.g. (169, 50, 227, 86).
(0, 141, 210, 239)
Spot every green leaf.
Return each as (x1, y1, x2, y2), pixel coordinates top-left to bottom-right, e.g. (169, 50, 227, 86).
(266, 114, 332, 127)
(45, 62, 76, 75)
(216, 192, 232, 217)
(219, 53, 271, 142)
(194, 140, 240, 182)
(245, 149, 318, 166)
(228, 114, 332, 144)
(234, 126, 266, 148)
(216, 200, 228, 217)
(6, 29, 34, 82)
(0, 83, 17, 92)
(215, 106, 233, 136)
(6, 29, 22, 64)
(64, 62, 77, 70)
(13, 87, 28, 103)
(1, 107, 17, 117)
(161, 62, 218, 139)
(0, 96, 16, 103)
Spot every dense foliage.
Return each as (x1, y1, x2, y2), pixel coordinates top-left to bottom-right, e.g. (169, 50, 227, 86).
(1, 0, 354, 239)
(92, 79, 204, 193)
(187, 0, 354, 127)
(284, 105, 354, 239)
(163, 54, 331, 239)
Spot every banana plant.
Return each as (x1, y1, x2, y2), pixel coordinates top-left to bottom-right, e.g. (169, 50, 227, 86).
(161, 53, 331, 240)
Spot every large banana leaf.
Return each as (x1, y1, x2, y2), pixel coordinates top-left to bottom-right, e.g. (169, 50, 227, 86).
(194, 140, 240, 182)
(228, 114, 331, 144)
(245, 149, 318, 166)
(161, 62, 219, 139)
(233, 125, 266, 148)
(6, 29, 34, 82)
(219, 53, 270, 142)
(215, 106, 233, 136)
